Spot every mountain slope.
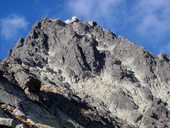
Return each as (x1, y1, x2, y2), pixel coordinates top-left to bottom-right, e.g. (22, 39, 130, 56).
(0, 17, 170, 128)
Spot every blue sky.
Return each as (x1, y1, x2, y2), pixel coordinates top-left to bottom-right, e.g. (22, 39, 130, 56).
(0, 0, 170, 60)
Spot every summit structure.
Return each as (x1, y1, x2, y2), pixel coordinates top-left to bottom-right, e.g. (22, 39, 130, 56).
(0, 17, 170, 128)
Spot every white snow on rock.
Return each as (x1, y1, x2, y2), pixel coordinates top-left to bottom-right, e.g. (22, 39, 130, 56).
(65, 19, 70, 24)
(65, 16, 80, 24)
(72, 16, 78, 20)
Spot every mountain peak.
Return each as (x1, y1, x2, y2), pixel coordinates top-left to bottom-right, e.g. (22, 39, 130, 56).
(0, 17, 170, 128)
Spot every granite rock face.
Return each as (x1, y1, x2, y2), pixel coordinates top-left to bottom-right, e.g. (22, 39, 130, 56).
(0, 18, 170, 128)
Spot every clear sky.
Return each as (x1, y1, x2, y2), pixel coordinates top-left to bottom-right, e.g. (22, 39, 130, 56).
(0, 0, 170, 60)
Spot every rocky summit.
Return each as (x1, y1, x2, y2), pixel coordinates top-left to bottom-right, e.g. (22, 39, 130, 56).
(0, 17, 170, 128)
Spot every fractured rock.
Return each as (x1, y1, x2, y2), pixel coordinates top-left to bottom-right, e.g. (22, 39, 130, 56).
(0, 17, 170, 128)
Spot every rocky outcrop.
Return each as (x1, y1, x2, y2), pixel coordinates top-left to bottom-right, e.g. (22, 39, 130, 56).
(0, 17, 170, 128)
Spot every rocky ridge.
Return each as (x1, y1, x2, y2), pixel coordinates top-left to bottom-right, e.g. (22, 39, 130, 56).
(0, 17, 170, 128)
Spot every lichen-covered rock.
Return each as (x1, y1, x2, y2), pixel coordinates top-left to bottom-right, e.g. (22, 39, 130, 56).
(0, 17, 170, 128)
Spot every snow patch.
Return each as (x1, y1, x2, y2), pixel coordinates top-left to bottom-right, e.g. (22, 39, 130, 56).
(65, 20, 70, 24)
(72, 16, 78, 20)
(65, 16, 80, 24)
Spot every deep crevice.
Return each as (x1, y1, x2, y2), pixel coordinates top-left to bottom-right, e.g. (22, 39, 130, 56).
(77, 44, 92, 71)
(91, 42, 106, 73)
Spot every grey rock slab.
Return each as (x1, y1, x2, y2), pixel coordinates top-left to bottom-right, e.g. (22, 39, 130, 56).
(1, 17, 170, 128)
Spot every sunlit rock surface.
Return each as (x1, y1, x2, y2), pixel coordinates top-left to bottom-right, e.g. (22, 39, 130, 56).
(0, 17, 170, 128)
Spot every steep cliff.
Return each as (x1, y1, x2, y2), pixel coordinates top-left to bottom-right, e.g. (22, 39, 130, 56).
(0, 17, 170, 128)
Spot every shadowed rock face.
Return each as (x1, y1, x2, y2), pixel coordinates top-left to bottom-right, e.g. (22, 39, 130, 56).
(0, 18, 170, 128)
